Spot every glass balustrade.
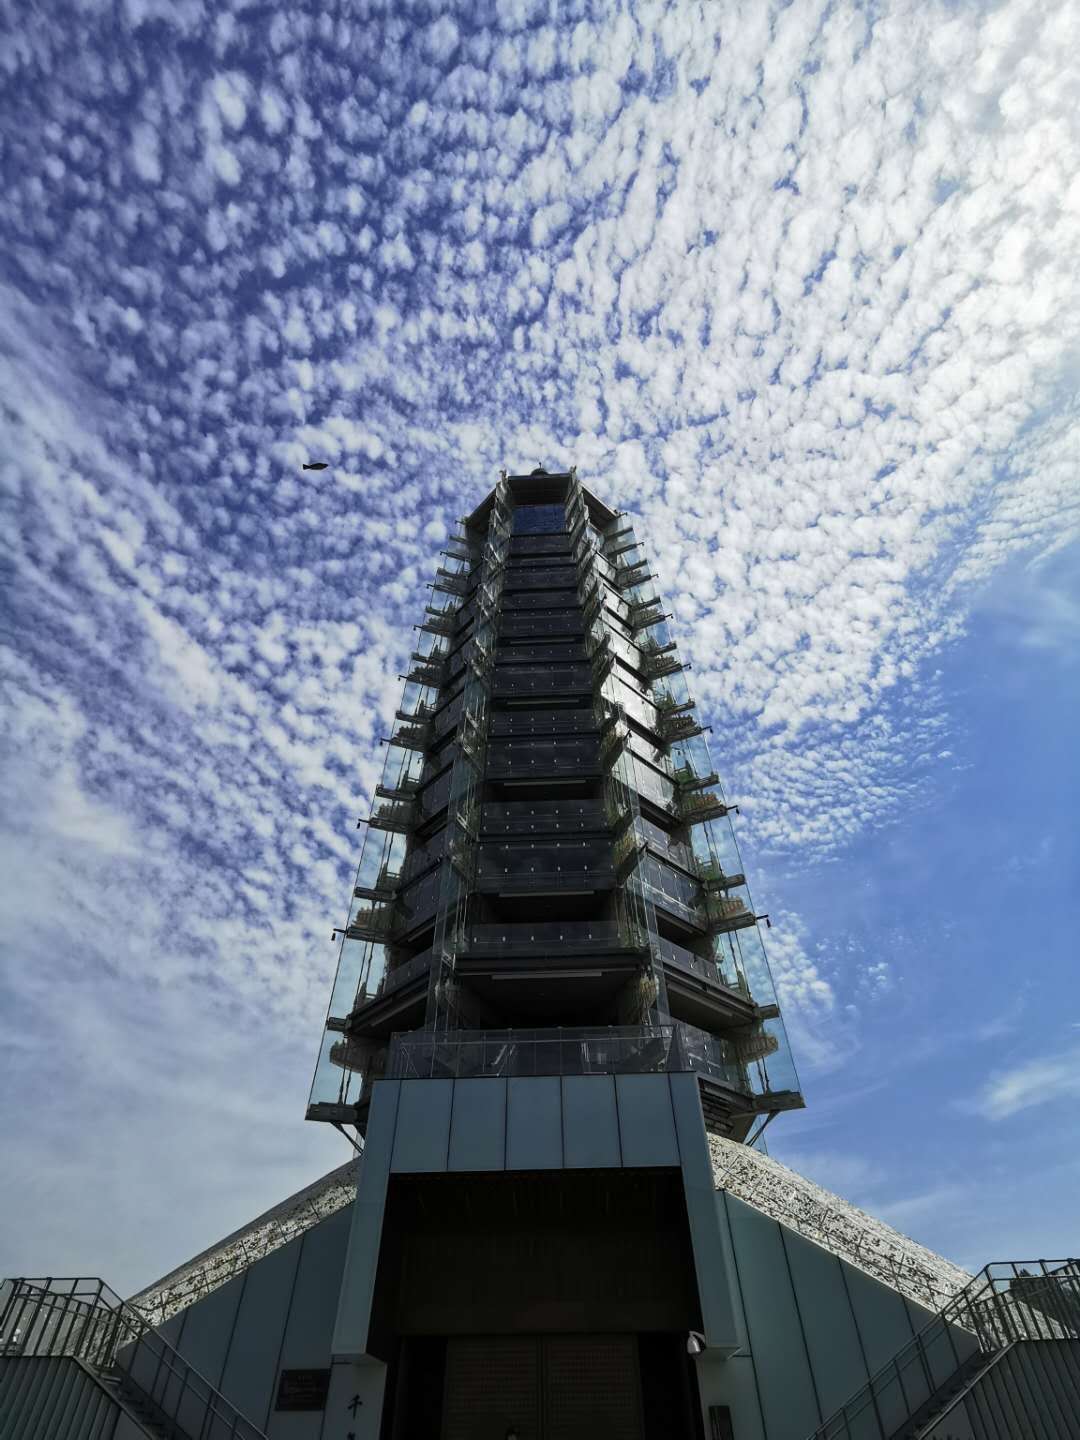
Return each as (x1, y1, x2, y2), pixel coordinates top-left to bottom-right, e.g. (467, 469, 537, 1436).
(466, 920, 629, 952)
(655, 935, 729, 988)
(501, 589, 581, 611)
(486, 736, 600, 777)
(388, 1025, 678, 1080)
(496, 642, 587, 665)
(503, 567, 579, 590)
(498, 614, 584, 639)
(481, 799, 608, 834)
(490, 710, 598, 736)
(674, 1022, 750, 1093)
(491, 664, 593, 697)
(509, 534, 571, 555)
(476, 839, 615, 889)
(356, 829, 407, 892)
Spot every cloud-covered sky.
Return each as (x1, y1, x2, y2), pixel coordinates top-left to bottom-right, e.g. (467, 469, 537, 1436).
(1, 0, 1078, 1292)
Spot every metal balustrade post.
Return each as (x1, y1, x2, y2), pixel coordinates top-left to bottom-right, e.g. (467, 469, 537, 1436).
(72, 1281, 104, 1363)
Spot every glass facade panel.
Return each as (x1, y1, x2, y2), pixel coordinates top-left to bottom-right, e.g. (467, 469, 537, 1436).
(512, 502, 566, 534)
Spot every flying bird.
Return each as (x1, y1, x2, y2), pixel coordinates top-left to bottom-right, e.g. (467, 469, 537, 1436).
(302, 462, 328, 471)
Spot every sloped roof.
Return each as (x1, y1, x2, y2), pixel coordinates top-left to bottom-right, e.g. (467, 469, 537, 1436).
(710, 1135, 970, 1312)
(131, 1143, 968, 1328)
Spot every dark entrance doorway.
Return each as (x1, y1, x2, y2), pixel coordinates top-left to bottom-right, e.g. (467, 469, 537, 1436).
(390, 1332, 703, 1440)
(374, 1170, 705, 1440)
(442, 1333, 641, 1440)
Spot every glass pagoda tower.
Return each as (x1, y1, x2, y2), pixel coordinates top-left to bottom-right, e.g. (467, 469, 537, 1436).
(8, 469, 1058, 1440)
(308, 466, 802, 1142)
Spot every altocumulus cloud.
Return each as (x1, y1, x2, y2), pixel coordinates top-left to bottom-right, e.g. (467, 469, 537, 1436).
(1, 0, 1078, 1288)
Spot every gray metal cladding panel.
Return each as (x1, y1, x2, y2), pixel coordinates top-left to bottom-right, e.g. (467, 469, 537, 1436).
(390, 1079, 454, 1172)
(615, 1073, 680, 1168)
(332, 1081, 397, 1360)
(357, 1082, 399, 1200)
(447, 1077, 507, 1171)
(779, 1226, 871, 1419)
(561, 1075, 621, 1168)
(278, 1206, 352, 1371)
(696, 1354, 766, 1440)
(171, 1269, 245, 1389)
(841, 1256, 918, 1376)
(218, 1233, 303, 1434)
(724, 1195, 821, 1440)
(979, 1339, 1080, 1439)
(506, 1076, 563, 1169)
(0, 1357, 117, 1440)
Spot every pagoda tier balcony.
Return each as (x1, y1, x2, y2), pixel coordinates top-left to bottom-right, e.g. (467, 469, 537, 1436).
(625, 599, 668, 631)
(640, 649, 684, 682)
(509, 534, 571, 556)
(672, 763, 720, 792)
(611, 559, 655, 590)
(673, 787, 730, 825)
(486, 736, 601, 782)
(345, 949, 434, 1039)
(386, 1025, 680, 1082)
(702, 893, 756, 935)
(368, 794, 419, 834)
(694, 858, 747, 892)
(480, 798, 610, 836)
(656, 702, 706, 743)
(405, 656, 447, 688)
(463, 919, 647, 958)
(498, 614, 584, 640)
(491, 664, 593, 700)
(432, 568, 472, 598)
(389, 712, 434, 751)
(420, 611, 459, 638)
(474, 840, 616, 895)
(660, 953, 765, 1035)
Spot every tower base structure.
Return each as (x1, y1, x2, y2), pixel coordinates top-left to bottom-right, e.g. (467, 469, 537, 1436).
(8, 1076, 1075, 1440)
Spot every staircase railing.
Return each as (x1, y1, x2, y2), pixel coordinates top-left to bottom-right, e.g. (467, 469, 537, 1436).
(807, 1258, 1080, 1439)
(0, 1276, 267, 1439)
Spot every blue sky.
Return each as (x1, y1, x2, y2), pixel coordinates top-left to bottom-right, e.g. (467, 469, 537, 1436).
(1, 0, 1078, 1296)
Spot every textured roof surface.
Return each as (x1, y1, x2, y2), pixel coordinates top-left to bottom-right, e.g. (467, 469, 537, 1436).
(131, 1142, 969, 1328)
(710, 1135, 970, 1312)
(129, 1160, 358, 1327)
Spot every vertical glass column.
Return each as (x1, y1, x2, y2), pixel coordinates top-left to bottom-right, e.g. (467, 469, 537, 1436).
(306, 521, 477, 1119)
(592, 505, 802, 1106)
(566, 473, 671, 1028)
(425, 474, 512, 1033)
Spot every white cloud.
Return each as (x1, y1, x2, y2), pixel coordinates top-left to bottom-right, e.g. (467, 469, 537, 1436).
(971, 1048, 1080, 1121)
(424, 16, 460, 63)
(2, 0, 1078, 1287)
(130, 121, 162, 182)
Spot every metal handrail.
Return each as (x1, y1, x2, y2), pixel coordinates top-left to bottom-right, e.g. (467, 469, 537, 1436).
(807, 1259, 1080, 1439)
(0, 1276, 268, 1439)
